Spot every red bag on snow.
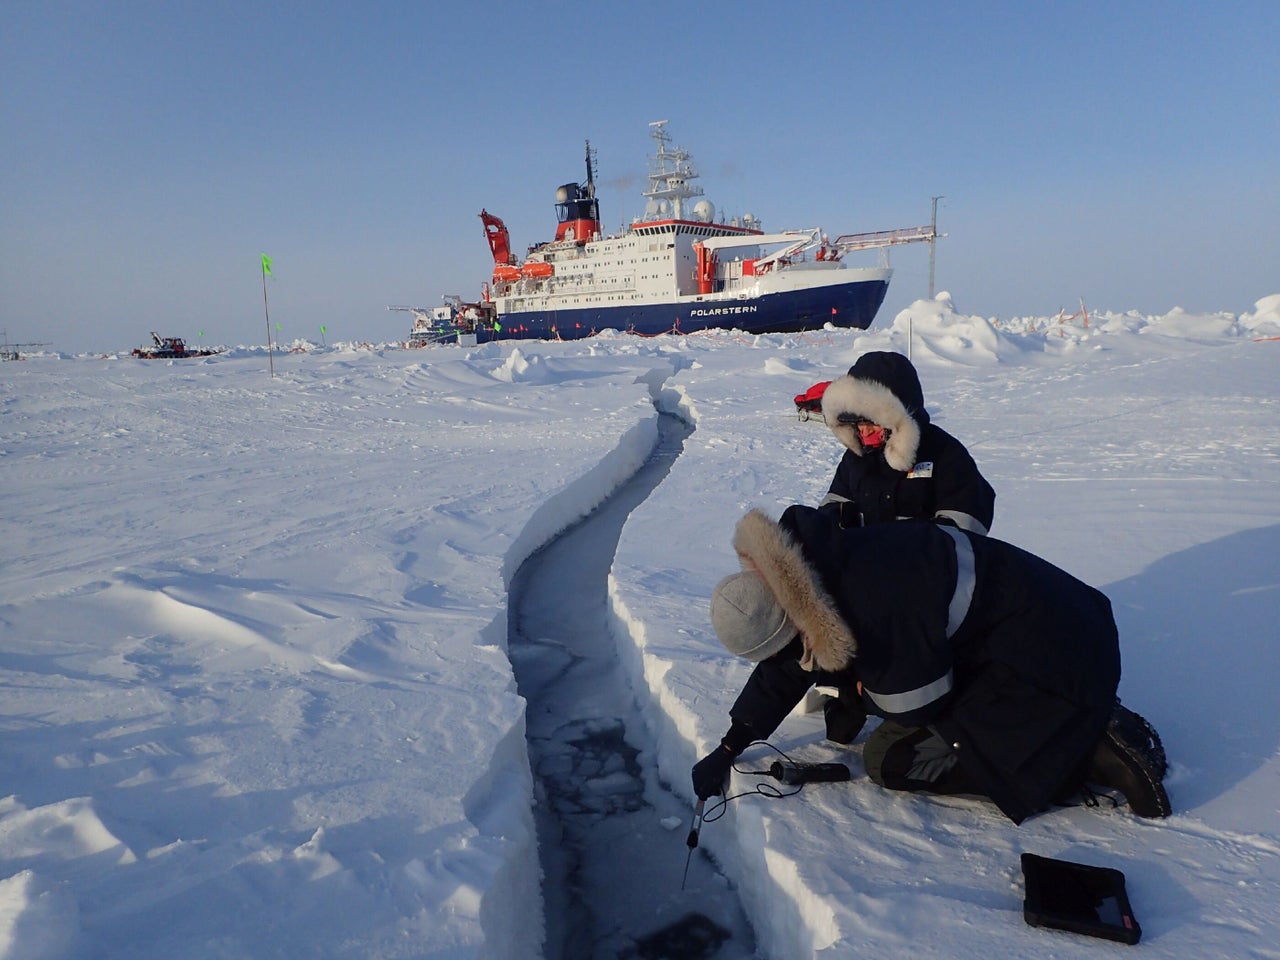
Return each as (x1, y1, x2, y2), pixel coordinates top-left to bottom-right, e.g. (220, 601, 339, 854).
(794, 380, 832, 419)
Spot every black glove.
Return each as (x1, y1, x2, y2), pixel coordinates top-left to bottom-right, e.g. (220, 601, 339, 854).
(692, 746, 735, 800)
(817, 500, 862, 529)
(824, 694, 868, 744)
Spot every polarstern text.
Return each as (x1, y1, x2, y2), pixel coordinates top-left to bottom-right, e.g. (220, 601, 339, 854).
(690, 305, 760, 317)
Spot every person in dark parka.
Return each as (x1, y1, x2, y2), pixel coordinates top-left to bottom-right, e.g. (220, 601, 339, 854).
(809, 351, 997, 744)
(691, 506, 1171, 823)
(819, 351, 995, 535)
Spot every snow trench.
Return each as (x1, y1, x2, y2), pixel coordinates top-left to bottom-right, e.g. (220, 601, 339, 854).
(508, 400, 760, 960)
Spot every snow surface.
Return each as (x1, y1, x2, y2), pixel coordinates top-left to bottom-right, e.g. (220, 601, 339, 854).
(2, 294, 1279, 959)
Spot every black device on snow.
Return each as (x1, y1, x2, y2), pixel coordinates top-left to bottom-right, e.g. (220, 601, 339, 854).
(1021, 853, 1141, 944)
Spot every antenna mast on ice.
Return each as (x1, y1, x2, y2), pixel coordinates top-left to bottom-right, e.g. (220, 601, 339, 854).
(929, 196, 944, 298)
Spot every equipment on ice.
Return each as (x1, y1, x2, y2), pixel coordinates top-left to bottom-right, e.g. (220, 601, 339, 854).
(1022, 853, 1142, 944)
(131, 332, 219, 359)
(794, 380, 832, 421)
(767, 760, 852, 786)
(680, 799, 705, 891)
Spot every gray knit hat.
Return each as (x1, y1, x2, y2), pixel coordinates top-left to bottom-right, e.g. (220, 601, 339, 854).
(710, 571, 798, 661)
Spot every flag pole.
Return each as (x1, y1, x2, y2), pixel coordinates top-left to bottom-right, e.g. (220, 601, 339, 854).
(260, 253, 275, 378)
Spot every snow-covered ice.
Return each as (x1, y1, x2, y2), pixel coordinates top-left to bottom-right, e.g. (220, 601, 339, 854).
(2, 294, 1278, 958)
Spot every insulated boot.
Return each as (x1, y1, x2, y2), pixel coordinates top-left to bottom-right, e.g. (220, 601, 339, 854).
(1113, 700, 1168, 781)
(1086, 701, 1171, 818)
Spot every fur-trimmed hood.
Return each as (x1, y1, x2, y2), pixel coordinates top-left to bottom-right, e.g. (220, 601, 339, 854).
(821, 351, 928, 472)
(730, 509, 856, 672)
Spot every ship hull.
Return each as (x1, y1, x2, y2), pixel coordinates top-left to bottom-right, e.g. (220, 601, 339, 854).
(482, 274, 890, 342)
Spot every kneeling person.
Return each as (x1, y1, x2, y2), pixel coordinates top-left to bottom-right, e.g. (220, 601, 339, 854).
(691, 506, 1170, 823)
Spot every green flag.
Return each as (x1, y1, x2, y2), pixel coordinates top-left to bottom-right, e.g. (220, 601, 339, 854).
(320, 325, 327, 333)
(261, 253, 273, 277)
(276, 322, 282, 331)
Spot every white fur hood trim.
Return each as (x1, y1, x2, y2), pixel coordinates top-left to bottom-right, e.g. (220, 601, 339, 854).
(821, 374, 922, 473)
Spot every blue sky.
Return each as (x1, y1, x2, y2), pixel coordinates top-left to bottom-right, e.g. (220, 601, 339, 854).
(3, 1, 1276, 353)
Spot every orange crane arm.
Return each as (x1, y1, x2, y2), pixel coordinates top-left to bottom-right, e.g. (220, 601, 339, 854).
(479, 209, 516, 266)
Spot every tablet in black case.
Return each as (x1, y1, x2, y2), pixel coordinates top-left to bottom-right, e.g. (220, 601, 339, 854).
(1021, 853, 1142, 945)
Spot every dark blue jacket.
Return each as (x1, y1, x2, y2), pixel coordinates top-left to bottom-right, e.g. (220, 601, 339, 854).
(726, 506, 1119, 823)
(819, 351, 995, 534)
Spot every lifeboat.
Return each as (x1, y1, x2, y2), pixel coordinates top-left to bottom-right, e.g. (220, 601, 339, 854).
(492, 264, 521, 282)
(521, 261, 554, 279)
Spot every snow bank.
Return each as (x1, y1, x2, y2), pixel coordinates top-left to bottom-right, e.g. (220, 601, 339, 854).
(1240, 293, 1280, 337)
(0, 869, 79, 960)
(3, 298, 1279, 957)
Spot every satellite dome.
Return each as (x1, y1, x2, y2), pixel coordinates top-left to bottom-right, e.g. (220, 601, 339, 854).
(693, 200, 715, 223)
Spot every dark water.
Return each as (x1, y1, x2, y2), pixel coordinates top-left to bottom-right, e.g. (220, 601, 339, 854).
(509, 411, 759, 960)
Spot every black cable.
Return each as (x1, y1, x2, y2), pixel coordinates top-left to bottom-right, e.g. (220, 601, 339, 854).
(732, 739, 799, 777)
(701, 740, 842, 823)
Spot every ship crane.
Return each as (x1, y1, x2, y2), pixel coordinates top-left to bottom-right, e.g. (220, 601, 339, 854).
(829, 224, 938, 253)
(480, 210, 516, 265)
(692, 229, 824, 292)
(697, 229, 822, 265)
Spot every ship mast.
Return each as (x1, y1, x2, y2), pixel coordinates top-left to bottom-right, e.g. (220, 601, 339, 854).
(641, 119, 704, 222)
(584, 139, 597, 204)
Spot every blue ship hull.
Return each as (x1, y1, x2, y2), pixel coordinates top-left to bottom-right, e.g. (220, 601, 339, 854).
(478, 276, 889, 343)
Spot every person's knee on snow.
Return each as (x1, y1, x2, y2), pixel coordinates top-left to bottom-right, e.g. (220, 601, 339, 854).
(864, 721, 976, 796)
